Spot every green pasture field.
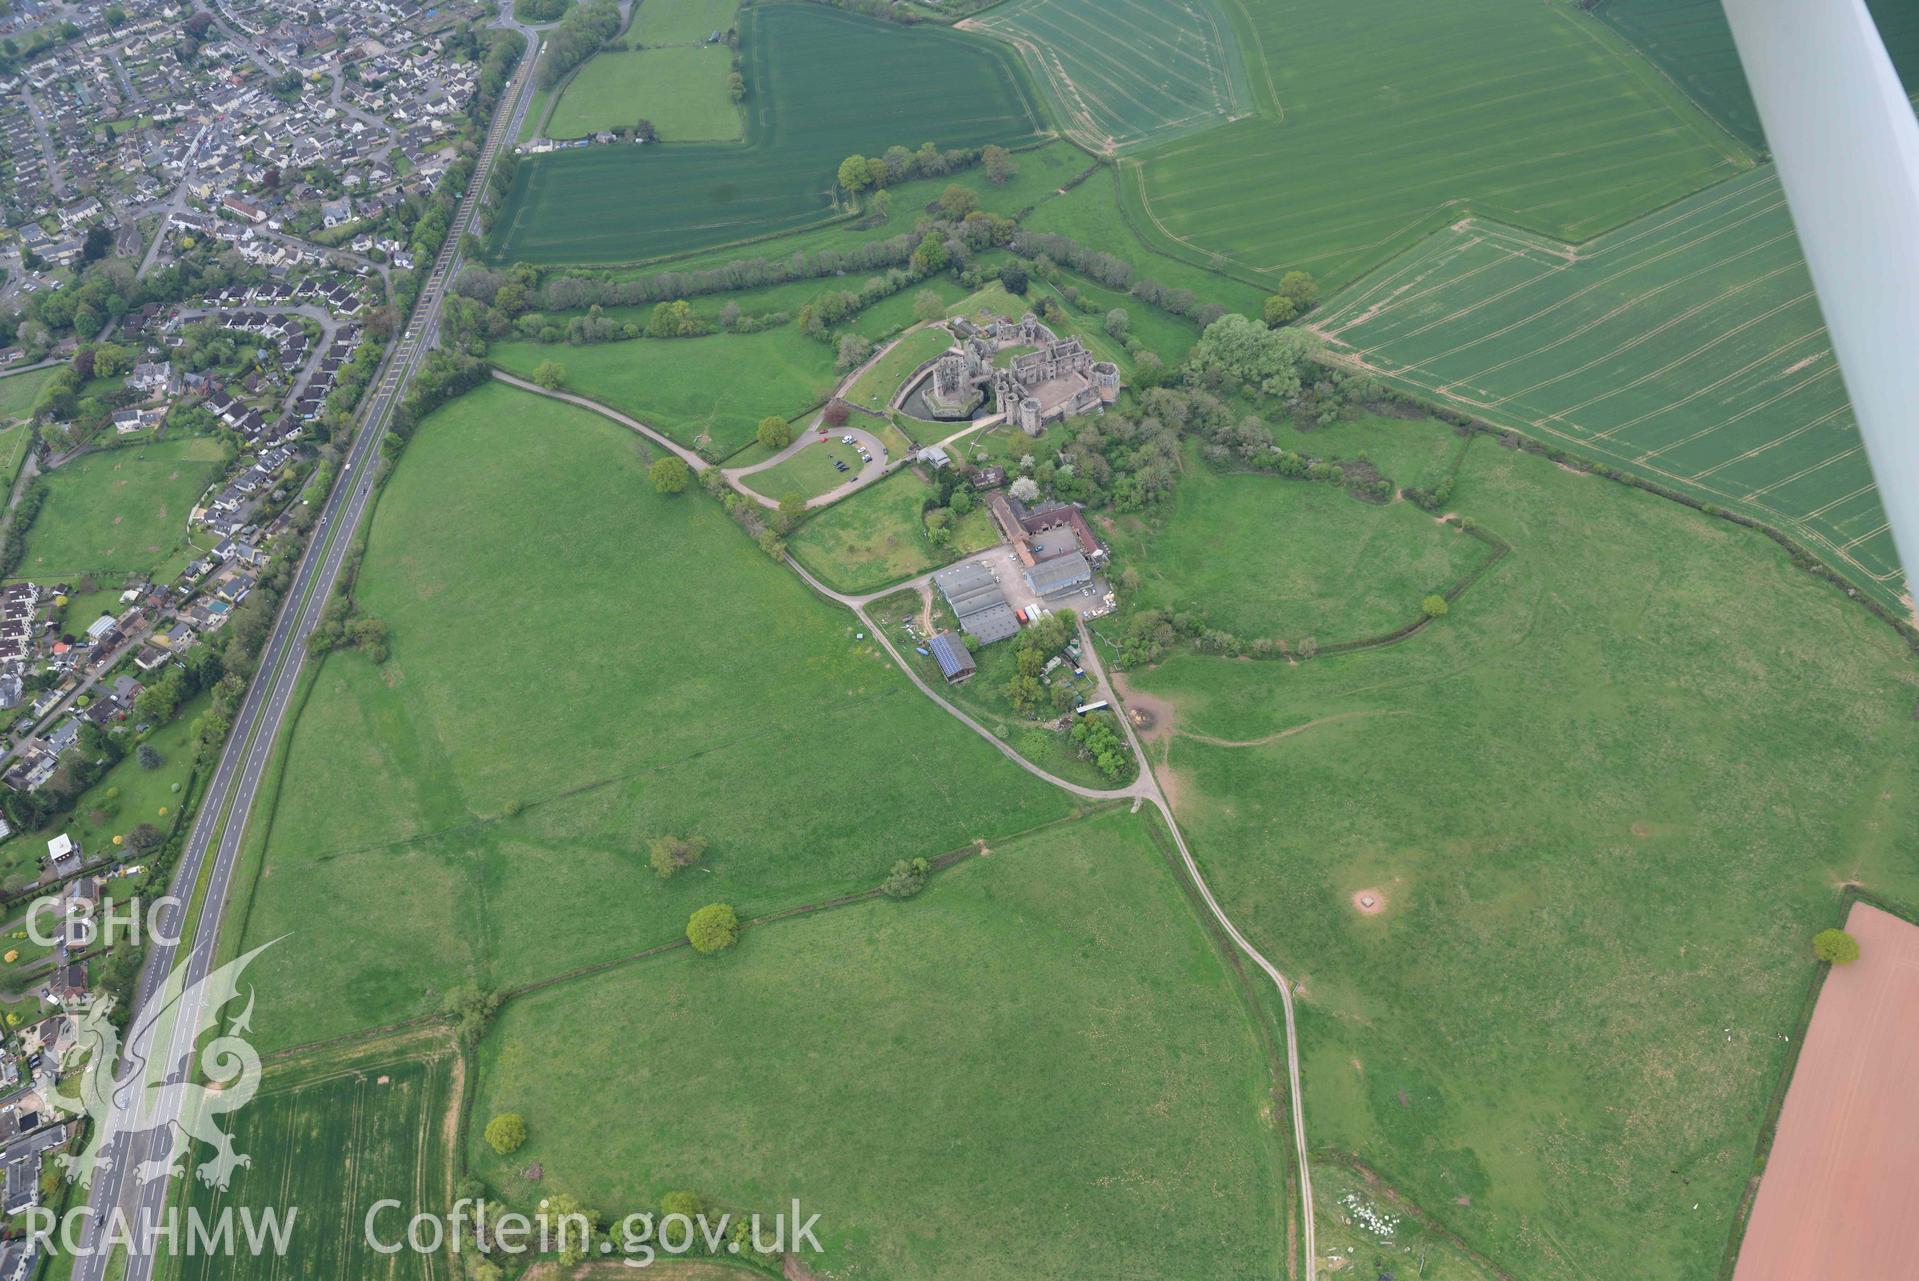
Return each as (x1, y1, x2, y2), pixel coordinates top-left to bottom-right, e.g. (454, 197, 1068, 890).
(889, 411, 948, 448)
(489, 3, 1046, 265)
(468, 806, 1286, 1281)
(546, 46, 743, 141)
(3, 690, 209, 887)
(19, 436, 224, 579)
(1594, 0, 1919, 152)
(1020, 165, 1267, 316)
(0, 421, 31, 494)
(1029, 266, 1200, 369)
(169, 1032, 460, 1281)
(1312, 166, 1902, 608)
(226, 384, 1072, 1050)
(789, 467, 997, 593)
(488, 326, 838, 459)
(581, 276, 974, 347)
(971, 0, 1251, 153)
(0, 366, 54, 422)
(1123, 0, 1753, 290)
(842, 325, 952, 413)
(632, 0, 738, 44)
(1125, 431, 1919, 1281)
(1110, 437, 1491, 646)
(736, 436, 863, 502)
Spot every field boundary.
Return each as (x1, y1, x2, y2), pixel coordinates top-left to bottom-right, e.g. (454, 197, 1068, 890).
(1315, 355, 1919, 647)
(1118, 105, 1758, 293)
(1589, 0, 1767, 155)
(488, 132, 1063, 273)
(965, 0, 1254, 156)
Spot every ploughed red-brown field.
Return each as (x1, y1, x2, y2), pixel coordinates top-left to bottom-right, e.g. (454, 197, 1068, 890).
(1733, 902, 1919, 1281)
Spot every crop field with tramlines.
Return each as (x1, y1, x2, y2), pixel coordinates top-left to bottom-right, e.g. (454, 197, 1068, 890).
(1595, 0, 1919, 153)
(1312, 167, 1903, 610)
(967, 0, 1252, 153)
(172, 1033, 460, 1281)
(1121, 0, 1750, 290)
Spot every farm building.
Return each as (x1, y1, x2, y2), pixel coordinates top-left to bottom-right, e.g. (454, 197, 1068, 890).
(928, 631, 976, 684)
(935, 562, 1020, 644)
(1025, 552, 1093, 597)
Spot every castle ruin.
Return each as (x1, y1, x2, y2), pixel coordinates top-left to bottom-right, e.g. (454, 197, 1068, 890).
(927, 313, 1121, 435)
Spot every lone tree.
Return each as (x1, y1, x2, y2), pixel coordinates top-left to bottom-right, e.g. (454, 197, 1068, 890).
(1813, 928, 1860, 965)
(659, 1190, 703, 1220)
(910, 233, 949, 275)
(756, 415, 793, 450)
(822, 399, 851, 428)
(136, 744, 163, 770)
(649, 456, 691, 494)
(981, 143, 1016, 186)
(649, 834, 707, 880)
(999, 263, 1029, 295)
(882, 857, 930, 899)
(837, 154, 873, 194)
(1422, 594, 1449, 618)
(937, 184, 979, 219)
(687, 903, 740, 954)
(533, 359, 566, 389)
(774, 491, 807, 534)
(634, 117, 658, 143)
(484, 1113, 527, 1156)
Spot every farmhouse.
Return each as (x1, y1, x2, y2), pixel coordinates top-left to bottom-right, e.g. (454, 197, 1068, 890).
(985, 491, 1106, 599)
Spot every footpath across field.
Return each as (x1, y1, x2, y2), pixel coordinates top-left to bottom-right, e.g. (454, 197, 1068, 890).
(1732, 903, 1919, 1281)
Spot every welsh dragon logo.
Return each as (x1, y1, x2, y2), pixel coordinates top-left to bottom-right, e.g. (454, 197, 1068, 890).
(44, 940, 278, 1191)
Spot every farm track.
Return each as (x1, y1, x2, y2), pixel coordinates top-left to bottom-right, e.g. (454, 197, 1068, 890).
(499, 373, 1319, 1280)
